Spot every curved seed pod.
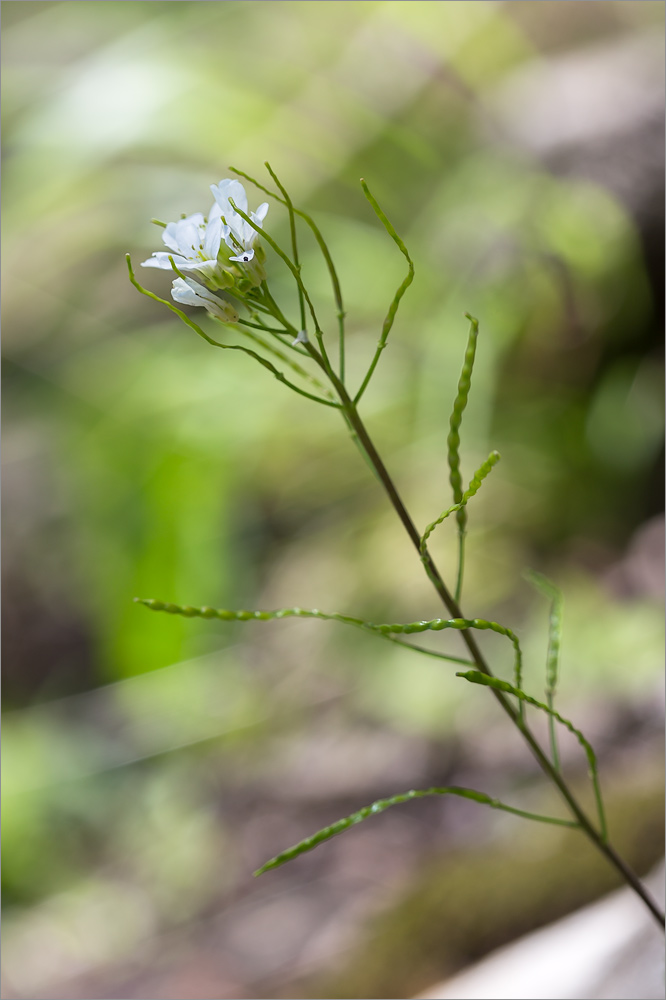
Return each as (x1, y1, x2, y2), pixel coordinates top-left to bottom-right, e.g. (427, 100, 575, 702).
(456, 670, 607, 842)
(136, 602, 521, 691)
(374, 615, 523, 695)
(134, 599, 475, 668)
(353, 180, 415, 404)
(448, 313, 480, 530)
(230, 165, 344, 319)
(227, 197, 331, 370)
(526, 570, 564, 770)
(236, 161, 347, 381)
(263, 164, 307, 343)
(254, 785, 578, 875)
(421, 451, 500, 553)
(526, 570, 563, 699)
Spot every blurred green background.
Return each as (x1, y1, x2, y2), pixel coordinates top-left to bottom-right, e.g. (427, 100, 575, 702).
(2, 2, 664, 998)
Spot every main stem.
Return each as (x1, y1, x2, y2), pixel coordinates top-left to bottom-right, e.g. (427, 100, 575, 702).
(310, 354, 664, 927)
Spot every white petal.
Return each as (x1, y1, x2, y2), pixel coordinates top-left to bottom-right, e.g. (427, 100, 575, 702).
(208, 201, 223, 224)
(229, 249, 255, 263)
(171, 277, 202, 308)
(192, 259, 222, 278)
(223, 226, 251, 253)
(161, 229, 182, 254)
(171, 276, 216, 308)
(162, 213, 204, 252)
(252, 202, 269, 224)
(163, 219, 201, 258)
(203, 215, 224, 260)
(171, 277, 238, 322)
(141, 252, 190, 270)
(211, 179, 248, 217)
(237, 217, 259, 248)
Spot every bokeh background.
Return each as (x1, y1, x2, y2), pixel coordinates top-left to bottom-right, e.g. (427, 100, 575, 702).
(2, 2, 664, 998)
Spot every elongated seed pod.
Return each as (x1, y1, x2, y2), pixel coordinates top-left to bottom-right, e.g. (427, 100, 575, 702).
(526, 570, 564, 771)
(254, 785, 578, 875)
(354, 180, 415, 404)
(456, 670, 607, 841)
(421, 451, 500, 553)
(448, 314, 479, 532)
(135, 599, 476, 668)
(526, 571, 563, 700)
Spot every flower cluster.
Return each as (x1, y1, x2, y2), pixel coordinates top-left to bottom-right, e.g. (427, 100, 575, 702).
(141, 179, 269, 322)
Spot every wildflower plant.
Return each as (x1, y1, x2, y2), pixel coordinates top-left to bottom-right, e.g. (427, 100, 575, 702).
(127, 164, 664, 929)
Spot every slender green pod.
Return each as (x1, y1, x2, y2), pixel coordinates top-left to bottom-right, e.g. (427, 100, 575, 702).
(264, 164, 307, 339)
(230, 164, 345, 323)
(126, 256, 338, 409)
(138, 601, 520, 687)
(135, 599, 476, 668)
(448, 314, 480, 513)
(526, 570, 564, 771)
(353, 180, 415, 404)
(448, 314, 480, 602)
(368, 613, 521, 694)
(262, 161, 346, 380)
(227, 198, 333, 372)
(456, 670, 607, 842)
(255, 785, 579, 875)
(421, 450, 500, 553)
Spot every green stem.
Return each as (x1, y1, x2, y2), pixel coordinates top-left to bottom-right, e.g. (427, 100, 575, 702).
(228, 197, 334, 374)
(231, 163, 347, 381)
(234, 326, 334, 400)
(236, 319, 290, 335)
(307, 356, 664, 928)
(454, 530, 466, 604)
(257, 284, 298, 334)
(353, 180, 414, 405)
(547, 691, 561, 773)
(264, 164, 307, 338)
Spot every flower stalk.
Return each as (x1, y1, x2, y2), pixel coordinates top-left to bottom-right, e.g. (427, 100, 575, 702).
(131, 168, 665, 929)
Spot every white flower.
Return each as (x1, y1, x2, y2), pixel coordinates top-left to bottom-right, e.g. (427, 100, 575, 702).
(140, 212, 226, 285)
(171, 276, 239, 323)
(210, 179, 269, 263)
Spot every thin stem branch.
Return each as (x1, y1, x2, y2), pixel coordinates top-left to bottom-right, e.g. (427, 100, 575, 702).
(454, 531, 466, 604)
(310, 363, 665, 928)
(231, 163, 347, 381)
(234, 326, 334, 400)
(547, 692, 561, 773)
(264, 163, 307, 336)
(228, 197, 334, 374)
(353, 180, 414, 405)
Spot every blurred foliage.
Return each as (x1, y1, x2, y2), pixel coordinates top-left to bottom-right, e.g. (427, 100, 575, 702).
(2, 2, 664, 997)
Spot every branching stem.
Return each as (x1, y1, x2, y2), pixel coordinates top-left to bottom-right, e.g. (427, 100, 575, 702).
(295, 333, 665, 929)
